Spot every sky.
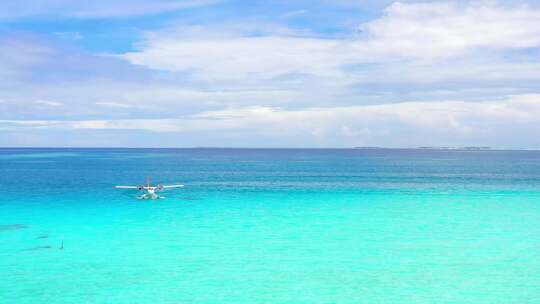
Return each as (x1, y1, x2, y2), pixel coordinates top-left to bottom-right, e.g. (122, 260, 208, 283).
(1, 0, 540, 148)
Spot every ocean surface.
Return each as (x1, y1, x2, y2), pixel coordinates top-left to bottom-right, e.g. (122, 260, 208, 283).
(1, 148, 539, 303)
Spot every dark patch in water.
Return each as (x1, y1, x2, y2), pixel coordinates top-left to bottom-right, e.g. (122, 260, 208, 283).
(0, 224, 28, 232)
(21, 245, 52, 252)
(36, 234, 48, 239)
(178, 197, 200, 201)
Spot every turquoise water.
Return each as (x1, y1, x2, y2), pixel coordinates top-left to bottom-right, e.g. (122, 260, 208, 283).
(1, 148, 540, 303)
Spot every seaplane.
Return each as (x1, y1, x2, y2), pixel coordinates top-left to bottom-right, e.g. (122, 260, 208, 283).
(114, 178, 184, 200)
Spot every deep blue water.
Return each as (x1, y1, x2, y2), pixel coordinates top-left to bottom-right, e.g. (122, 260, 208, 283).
(1, 148, 539, 303)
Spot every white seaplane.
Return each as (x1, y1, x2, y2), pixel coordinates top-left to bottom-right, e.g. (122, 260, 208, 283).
(114, 178, 184, 200)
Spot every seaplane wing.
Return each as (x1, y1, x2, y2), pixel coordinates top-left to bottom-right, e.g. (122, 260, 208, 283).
(161, 184, 184, 189)
(114, 180, 184, 200)
(114, 185, 139, 189)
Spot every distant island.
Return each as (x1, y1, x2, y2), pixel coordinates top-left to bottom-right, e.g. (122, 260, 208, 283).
(353, 146, 493, 150)
(352, 146, 390, 150)
(417, 146, 492, 150)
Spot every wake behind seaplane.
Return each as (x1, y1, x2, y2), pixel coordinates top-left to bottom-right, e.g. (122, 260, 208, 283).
(114, 178, 184, 200)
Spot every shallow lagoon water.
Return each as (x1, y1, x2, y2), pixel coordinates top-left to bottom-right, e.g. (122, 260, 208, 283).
(1, 148, 540, 303)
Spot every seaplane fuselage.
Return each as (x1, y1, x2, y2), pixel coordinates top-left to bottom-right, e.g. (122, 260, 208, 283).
(138, 186, 161, 200)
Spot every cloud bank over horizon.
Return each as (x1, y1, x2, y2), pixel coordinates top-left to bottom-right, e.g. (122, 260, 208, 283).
(1, 0, 539, 148)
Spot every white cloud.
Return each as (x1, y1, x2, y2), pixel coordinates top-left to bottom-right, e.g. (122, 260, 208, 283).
(53, 32, 83, 40)
(281, 9, 308, 19)
(125, 35, 348, 81)
(34, 100, 63, 107)
(95, 102, 139, 109)
(0, 38, 53, 81)
(356, 1, 540, 59)
(3, 94, 539, 147)
(123, 1, 540, 82)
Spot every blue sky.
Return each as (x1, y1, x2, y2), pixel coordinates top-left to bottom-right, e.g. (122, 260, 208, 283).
(1, 0, 540, 148)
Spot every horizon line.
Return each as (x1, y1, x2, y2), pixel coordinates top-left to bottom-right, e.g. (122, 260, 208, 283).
(1, 146, 540, 151)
